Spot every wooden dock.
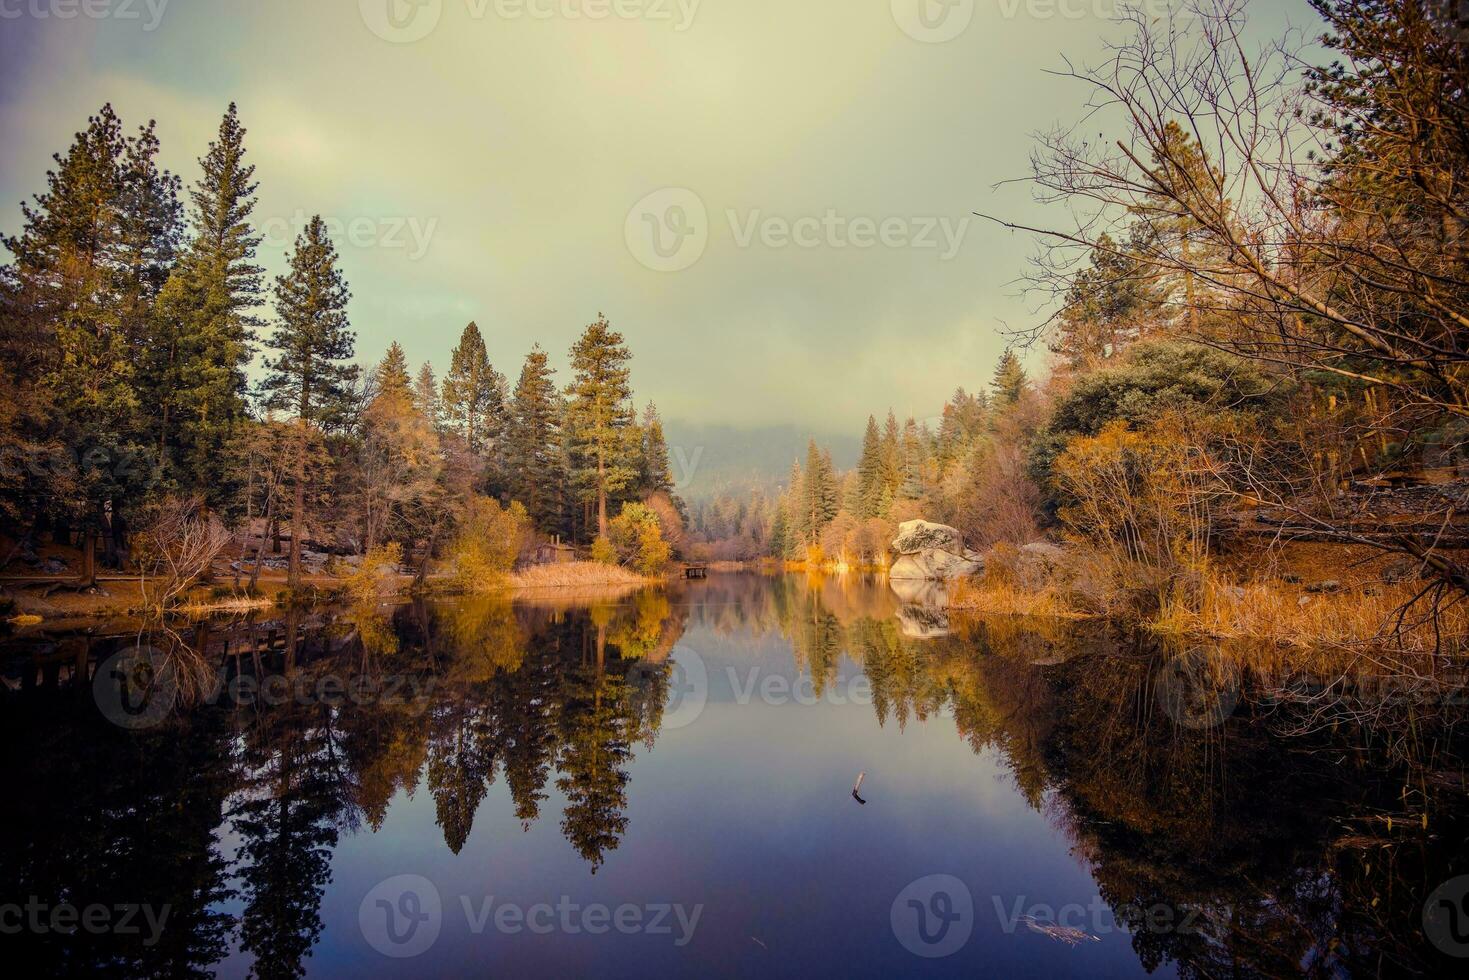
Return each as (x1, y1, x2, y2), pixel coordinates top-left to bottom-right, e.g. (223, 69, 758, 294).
(684, 564, 709, 580)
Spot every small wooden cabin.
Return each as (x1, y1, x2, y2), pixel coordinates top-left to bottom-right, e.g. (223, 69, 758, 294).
(530, 539, 577, 565)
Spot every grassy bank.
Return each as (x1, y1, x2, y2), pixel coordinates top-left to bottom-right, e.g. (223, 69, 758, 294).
(947, 543, 1468, 654)
(3, 557, 668, 628)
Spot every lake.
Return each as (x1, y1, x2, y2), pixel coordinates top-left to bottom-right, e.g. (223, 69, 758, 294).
(2, 573, 1467, 977)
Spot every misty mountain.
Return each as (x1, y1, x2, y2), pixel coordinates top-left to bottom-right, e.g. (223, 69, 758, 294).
(661, 420, 862, 502)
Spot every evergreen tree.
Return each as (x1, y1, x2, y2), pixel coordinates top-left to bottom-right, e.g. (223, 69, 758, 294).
(261, 216, 357, 585)
(564, 314, 637, 539)
(880, 411, 902, 501)
(991, 349, 1028, 407)
(505, 344, 566, 534)
(374, 341, 412, 403)
(442, 321, 507, 458)
(151, 104, 263, 505)
(1135, 120, 1228, 334)
(2, 104, 180, 563)
(638, 402, 675, 497)
(899, 418, 926, 501)
(856, 415, 884, 518)
(413, 361, 442, 430)
(1052, 229, 1166, 369)
(803, 440, 838, 544)
(782, 459, 807, 555)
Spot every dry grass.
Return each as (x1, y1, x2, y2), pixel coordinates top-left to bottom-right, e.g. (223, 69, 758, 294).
(949, 577, 1089, 619)
(1155, 572, 1469, 653)
(509, 561, 657, 592)
(174, 596, 276, 616)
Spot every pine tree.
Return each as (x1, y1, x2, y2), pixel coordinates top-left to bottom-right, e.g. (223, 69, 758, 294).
(856, 415, 884, 518)
(442, 321, 507, 458)
(899, 418, 926, 501)
(880, 411, 902, 501)
(2, 104, 180, 563)
(638, 402, 675, 497)
(783, 459, 807, 554)
(262, 216, 358, 585)
(1136, 120, 1228, 334)
(803, 440, 838, 544)
(505, 344, 566, 534)
(414, 362, 442, 430)
(564, 314, 637, 539)
(374, 341, 413, 403)
(151, 103, 263, 505)
(1052, 229, 1166, 368)
(991, 350, 1028, 407)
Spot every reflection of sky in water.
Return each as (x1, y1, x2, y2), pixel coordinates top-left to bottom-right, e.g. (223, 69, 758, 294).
(7, 572, 1466, 977)
(204, 578, 1162, 978)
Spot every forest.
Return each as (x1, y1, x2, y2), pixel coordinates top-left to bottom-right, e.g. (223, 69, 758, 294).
(687, 0, 1469, 651)
(0, 101, 685, 605)
(1, 0, 1466, 656)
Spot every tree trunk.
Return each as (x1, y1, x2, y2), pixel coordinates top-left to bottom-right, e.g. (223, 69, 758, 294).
(597, 457, 608, 538)
(78, 527, 98, 590)
(414, 523, 440, 589)
(249, 494, 276, 592)
(288, 420, 307, 588)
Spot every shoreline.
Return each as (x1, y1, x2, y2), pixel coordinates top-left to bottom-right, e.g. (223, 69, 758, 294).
(2, 560, 669, 629)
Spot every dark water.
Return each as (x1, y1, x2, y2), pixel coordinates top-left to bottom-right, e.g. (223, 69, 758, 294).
(2, 573, 1468, 978)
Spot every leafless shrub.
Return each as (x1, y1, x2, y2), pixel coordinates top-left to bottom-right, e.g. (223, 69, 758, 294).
(134, 496, 231, 612)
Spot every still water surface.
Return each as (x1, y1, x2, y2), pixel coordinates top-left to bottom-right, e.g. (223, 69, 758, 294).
(2, 573, 1467, 977)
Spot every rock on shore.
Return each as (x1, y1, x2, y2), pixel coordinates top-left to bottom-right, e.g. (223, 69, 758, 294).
(889, 520, 984, 581)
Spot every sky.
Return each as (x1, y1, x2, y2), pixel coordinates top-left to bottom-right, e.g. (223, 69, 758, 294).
(0, 0, 1307, 438)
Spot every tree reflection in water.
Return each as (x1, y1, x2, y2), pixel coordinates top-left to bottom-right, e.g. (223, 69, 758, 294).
(0, 573, 1465, 977)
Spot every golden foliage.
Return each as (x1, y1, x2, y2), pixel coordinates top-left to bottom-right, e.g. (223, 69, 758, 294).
(450, 497, 530, 593)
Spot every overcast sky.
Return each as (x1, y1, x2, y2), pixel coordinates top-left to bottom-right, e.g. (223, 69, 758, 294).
(0, 0, 1305, 435)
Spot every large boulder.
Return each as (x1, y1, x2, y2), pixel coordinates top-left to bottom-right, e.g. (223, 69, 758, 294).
(889, 520, 984, 581)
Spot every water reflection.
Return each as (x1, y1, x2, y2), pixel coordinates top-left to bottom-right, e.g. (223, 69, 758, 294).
(1, 574, 1467, 977)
